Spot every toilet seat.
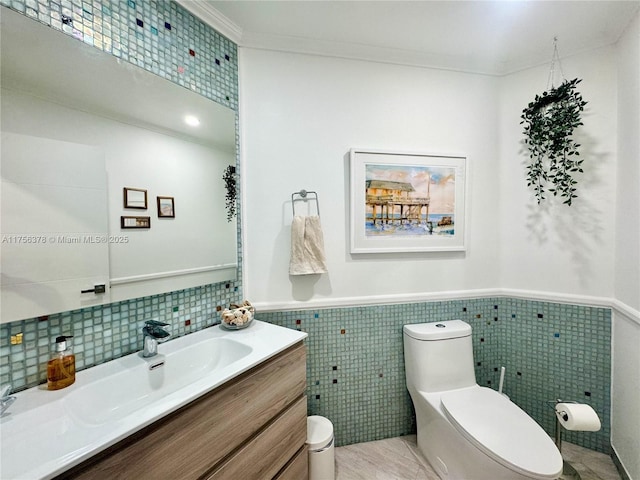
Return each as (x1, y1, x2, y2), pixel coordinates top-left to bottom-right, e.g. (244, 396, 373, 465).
(441, 386, 563, 479)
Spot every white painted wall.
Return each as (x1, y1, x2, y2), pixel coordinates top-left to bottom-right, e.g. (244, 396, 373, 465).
(613, 310, 640, 480)
(240, 49, 500, 308)
(612, 11, 640, 480)
(240, 38, 639, 476)
(497, 47, 618, 299)
(241, 47, 621, 309)
(614, 12, 640, 313)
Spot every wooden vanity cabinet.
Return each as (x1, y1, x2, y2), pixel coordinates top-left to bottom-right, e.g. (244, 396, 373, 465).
(59, 342, 308, 480)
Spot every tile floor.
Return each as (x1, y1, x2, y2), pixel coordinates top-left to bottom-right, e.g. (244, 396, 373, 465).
(335, 435, 621, 480)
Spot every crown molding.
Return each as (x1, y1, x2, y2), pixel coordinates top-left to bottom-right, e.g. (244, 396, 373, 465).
(239, 30, 500, 76)
(175, 0, 243, 44)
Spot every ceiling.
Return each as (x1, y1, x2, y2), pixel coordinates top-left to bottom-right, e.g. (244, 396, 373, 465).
(179, 0, 639, 76)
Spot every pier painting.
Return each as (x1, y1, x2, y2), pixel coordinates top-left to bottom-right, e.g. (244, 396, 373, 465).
(350, 149, 466, 253)
(365, 163, 456, 237)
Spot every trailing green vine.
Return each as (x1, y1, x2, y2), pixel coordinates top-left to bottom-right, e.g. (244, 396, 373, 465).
(223, 165, 237, 221)
(521, 78, 588, 206)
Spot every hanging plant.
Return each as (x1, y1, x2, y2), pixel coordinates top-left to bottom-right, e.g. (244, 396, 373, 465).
(223, 165, 237, 221)
(520, 78, 588, 206)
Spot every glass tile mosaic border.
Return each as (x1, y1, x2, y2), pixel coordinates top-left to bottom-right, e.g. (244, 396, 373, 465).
(0, 281, 240, 389)
(1, 0, 238, 110)
(261, 298, 612, 454)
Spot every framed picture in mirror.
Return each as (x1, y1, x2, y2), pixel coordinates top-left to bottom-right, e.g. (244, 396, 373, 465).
(124, 187, 148, 209)
(157, 196, 175, 218)
(121, 216, 151, 229)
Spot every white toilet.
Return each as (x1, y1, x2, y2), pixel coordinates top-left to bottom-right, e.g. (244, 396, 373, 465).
(403, 320, 563, 480)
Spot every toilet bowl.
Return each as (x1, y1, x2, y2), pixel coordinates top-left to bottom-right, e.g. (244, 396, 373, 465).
(403, 320, 563, 480)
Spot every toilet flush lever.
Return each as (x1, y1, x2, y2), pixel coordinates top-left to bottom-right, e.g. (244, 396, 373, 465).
(81, 284, 106, 294)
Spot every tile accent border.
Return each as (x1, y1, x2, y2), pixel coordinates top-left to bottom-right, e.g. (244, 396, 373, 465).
(0, 282, 239, 390)
(0, 0, 238, 110)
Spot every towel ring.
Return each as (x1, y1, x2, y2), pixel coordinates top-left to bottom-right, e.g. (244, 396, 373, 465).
(291, 189, 320, 217)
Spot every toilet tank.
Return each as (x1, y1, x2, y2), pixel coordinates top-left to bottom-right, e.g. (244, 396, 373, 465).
(403, 320, 476, 393)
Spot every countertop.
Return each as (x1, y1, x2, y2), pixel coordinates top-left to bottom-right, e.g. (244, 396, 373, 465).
(0, 320, 307, 480)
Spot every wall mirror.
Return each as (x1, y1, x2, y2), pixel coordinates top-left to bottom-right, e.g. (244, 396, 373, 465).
(0, 7, 238, 324)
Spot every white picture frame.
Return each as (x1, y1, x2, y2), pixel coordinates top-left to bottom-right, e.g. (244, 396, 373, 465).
(350, 148, 467, 254)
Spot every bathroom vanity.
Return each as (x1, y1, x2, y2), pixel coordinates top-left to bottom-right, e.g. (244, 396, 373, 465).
(0, 321, 307, 480)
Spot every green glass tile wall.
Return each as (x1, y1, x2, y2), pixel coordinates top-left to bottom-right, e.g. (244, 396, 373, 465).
(0, 0, 242, 390)
(261, 298, 612, 454)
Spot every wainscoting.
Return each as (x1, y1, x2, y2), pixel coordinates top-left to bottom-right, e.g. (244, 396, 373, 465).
(260, 297, 611, 453)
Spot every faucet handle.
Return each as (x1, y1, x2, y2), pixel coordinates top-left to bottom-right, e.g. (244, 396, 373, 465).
(144, 320, 169, 327)
(143, 320, 170, 340)
(0, 384, 16, 416)
(1, 384, 12, 399)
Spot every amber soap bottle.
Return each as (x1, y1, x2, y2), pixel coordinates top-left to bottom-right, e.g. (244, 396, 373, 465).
(47, 335, 76, 390)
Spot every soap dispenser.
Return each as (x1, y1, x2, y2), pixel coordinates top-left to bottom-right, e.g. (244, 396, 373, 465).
(47, 335, 76, 390)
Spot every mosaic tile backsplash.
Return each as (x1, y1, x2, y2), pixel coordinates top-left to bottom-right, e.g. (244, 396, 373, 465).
(0, 282, 239, 388)
(262, 298, 612, 454)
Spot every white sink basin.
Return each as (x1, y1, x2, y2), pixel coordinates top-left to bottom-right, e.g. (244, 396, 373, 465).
(0, 320, 307, 480)
(65, 337, 252, 425)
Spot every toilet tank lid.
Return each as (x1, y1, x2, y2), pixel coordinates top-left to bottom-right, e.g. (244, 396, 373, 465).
(403, 320, 471, 340)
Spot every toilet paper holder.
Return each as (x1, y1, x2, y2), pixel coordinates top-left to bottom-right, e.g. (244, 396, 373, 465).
(547, 399, 601, 451)
(548, 399, 582, 480)
(547, 399, 574, 451)
(552, 399, 576, 424)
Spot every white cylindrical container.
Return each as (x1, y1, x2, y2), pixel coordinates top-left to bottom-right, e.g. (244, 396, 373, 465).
(307, 415, 335, 480)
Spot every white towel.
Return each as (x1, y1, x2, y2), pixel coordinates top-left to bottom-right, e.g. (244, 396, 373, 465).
(289, 215, 328, 275)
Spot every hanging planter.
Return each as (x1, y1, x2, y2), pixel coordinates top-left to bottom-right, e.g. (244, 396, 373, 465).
(520, 78, 588, 206)
(223, 165, 237, 221)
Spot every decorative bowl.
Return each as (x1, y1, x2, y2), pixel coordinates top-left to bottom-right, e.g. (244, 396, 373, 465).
(220, 301, 255, 330)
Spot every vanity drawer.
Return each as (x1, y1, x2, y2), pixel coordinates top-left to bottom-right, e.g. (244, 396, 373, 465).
(64, 342, 306, 480)
(274, 444, 309, 480)
(206, 395, 307, 480)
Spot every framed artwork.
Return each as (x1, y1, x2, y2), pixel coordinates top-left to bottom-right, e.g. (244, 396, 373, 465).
(157, 196, 175, 218)
(350, 149, 467, 253)
(123, 187, 148, 209)
(121, 216, 150, 229)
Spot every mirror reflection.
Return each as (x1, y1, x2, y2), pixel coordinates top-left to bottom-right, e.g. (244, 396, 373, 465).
(0, 8, 238, 324)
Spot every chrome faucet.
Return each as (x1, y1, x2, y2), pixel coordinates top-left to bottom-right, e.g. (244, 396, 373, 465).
(1, 384, 16, 416)
(142, 320, 170, 358)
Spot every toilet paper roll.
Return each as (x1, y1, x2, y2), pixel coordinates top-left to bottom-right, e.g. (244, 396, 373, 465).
(555, 403, 601, 432)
